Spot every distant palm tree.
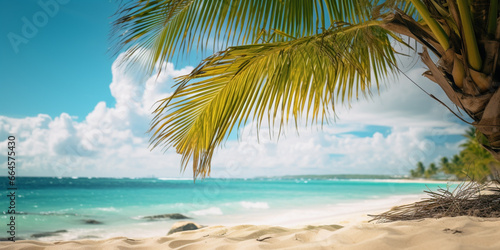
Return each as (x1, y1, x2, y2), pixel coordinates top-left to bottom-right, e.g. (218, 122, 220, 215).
(410, 169, 418, 178)
(434, 127, 499, 181)
(439, 157, 449, 170)
(459, 127, 500, 181)
(449, 154, 465, 179)
(417, 161, 426, 177)
(410, 161, 426, 177)
(439, 156, 461, 179)
(113, 0, 500, 178)
(424, 162, 438, 178)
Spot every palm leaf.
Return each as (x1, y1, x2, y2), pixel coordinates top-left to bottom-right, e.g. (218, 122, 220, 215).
(112, 0, 378, 73)
(149, 23, 400, 178)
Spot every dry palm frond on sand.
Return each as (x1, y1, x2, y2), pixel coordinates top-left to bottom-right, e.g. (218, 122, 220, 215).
(370, 182, 500, 223)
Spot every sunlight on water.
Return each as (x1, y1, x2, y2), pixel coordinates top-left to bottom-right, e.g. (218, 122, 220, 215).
(0, 177, 455, 241)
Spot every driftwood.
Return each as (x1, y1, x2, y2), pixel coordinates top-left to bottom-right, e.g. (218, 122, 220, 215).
(370, 181, 500, 223)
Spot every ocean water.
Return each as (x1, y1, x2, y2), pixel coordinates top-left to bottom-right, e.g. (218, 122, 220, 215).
(0, 177, 454, 241)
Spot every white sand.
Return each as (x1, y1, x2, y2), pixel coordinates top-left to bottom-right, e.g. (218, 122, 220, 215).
(3, 191, 500, 250)
(3, 216, 500, 249)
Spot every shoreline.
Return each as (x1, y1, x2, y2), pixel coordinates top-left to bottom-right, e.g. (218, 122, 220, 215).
(2, 179, 465, 247)
(5, 193, 427, 242)
(218, 193, 429, 229)
(9, 188, 441, 242)
(3, 191, 500, 249)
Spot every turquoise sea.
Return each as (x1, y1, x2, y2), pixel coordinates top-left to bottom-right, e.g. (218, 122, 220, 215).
(0, 177, 454, 241)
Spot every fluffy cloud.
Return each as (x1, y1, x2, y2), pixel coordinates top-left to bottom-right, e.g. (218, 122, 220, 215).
(0, 54, 468, 178)
(0, 55, 193, 177)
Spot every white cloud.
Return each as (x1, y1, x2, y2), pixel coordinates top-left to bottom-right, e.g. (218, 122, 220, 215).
(211, 124, 464, 178)
(0, 53, 468, 178)
(0, 55, 193, 177)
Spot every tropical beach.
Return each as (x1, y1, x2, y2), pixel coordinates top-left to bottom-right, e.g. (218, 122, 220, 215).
(2, 178, 500, 249)
(0, 177, 445, 241)
(2, 0, 500, 249)
(6, 177, 499, 249)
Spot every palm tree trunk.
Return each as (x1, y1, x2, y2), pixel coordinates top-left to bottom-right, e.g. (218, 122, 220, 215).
(420, 48, 500, 162)
(381, 12, 500, 162)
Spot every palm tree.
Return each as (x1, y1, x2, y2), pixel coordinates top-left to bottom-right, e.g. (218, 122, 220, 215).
(424, 162, 438, 178)
(112, 0, 499, 178)
(439, 156, 459, 179)
(438, 156, 449, 171)
(459, 127, 500, 181)
(417, 161, 426, 177)
(410, 169, 418, 178)
(449, 154, 467, 180)
(410, 161, 426, 177)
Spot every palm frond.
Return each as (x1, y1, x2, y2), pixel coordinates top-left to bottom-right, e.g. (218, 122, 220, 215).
(373, 0, 418, 18)
(149, 23, 401, 178)
(112, 0, 377, 73)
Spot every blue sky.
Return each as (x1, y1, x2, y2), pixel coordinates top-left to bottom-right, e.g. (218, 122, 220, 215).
(1, 0, 468, 178)
(0, 0, 204, 119)
(1, 0, 117, 119)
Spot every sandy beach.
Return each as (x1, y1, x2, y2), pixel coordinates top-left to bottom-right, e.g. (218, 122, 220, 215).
(3, 192, 500, 250)
(2, 216, 500, 250)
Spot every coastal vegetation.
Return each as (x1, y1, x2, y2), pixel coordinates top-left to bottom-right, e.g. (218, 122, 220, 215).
(112, 0, 500, 179)
(379, 127, 500, 223)
(272, 174, 404, 180)
(409, 127, 500, 182)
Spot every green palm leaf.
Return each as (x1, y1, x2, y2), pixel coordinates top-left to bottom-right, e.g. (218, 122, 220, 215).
(112, 0, 381, 74)
(150, 23, 400, 178)
(113, 0, 500, 177)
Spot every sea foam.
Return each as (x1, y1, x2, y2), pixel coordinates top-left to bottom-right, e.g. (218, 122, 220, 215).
(239, 201, 269, 209)
(190, 207, 223, 216)
(94, 207, 119, 212)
